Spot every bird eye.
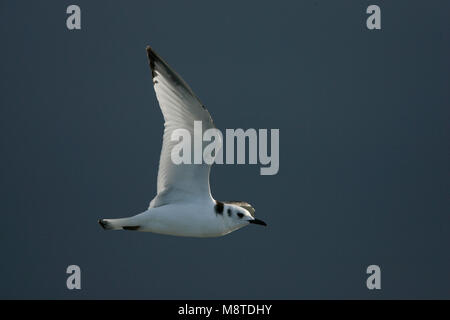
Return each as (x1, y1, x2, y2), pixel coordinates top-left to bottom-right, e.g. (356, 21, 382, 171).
(237, 212, 244, 218)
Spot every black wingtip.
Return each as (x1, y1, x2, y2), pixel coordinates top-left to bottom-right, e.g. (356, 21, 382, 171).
(146, 45, 154, 59)
(123, 226, 141, 231)
(146, 45, 157, 78)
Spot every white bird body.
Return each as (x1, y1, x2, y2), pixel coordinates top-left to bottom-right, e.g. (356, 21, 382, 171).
(98, 46, 266, 237)
(101, 200, 251, 238)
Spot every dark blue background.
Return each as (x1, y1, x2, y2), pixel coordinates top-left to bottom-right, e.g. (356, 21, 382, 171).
(0, 0, 449, 298)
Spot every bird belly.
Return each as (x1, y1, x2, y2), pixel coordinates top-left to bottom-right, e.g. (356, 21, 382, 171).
(135, 204, 237, 238)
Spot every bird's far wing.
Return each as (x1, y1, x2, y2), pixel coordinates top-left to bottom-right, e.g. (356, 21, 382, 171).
(146, 46, 222, 208)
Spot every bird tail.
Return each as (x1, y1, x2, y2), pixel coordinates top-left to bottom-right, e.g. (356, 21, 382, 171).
(98, 218, 126, 230)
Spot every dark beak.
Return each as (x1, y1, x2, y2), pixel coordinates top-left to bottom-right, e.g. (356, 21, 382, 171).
(248, 218, 267, 226)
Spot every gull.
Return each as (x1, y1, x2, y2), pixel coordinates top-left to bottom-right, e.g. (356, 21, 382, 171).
(98, 46, 266, 237)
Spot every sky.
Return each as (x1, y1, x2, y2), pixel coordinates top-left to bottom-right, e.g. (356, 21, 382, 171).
(0, 0, 449, 299)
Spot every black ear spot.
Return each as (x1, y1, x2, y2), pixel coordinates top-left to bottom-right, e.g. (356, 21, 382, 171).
(227, 209, 232, 216)
(215, 201, 224, 214)
(237, 212, 244, 218)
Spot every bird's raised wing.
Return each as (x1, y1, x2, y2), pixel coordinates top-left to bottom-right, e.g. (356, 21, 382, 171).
(146, 46, 221, 208)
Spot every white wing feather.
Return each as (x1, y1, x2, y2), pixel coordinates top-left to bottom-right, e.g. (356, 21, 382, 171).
(146, 47, 221, 208)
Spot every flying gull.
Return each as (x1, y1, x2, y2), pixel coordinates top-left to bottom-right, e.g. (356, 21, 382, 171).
(98, 46, 267, 237)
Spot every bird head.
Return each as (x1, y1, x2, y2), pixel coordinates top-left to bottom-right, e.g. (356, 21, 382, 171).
(215, 201, 267, 227)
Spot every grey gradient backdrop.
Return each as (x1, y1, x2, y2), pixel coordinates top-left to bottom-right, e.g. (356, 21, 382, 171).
(0, 0, 449, 299)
